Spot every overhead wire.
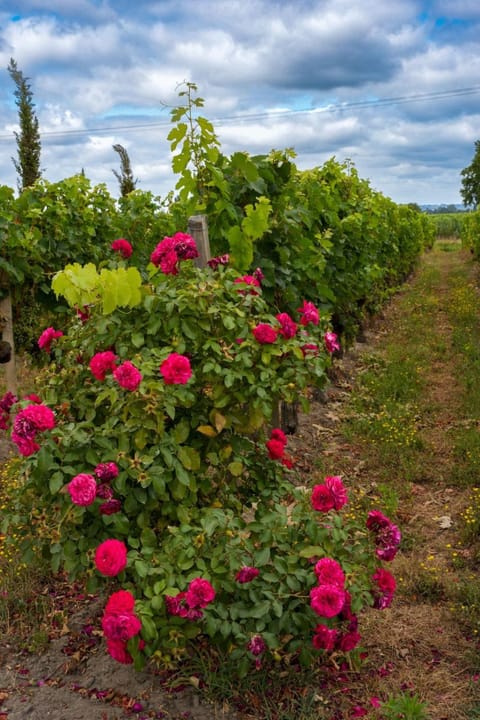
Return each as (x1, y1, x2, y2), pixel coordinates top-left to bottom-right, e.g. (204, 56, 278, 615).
(0, 85, 479, 142)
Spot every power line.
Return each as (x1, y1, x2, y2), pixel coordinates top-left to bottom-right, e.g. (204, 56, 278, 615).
(0, 85, 479, 142)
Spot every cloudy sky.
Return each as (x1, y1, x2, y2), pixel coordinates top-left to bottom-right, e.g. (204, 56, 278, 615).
(0, 0, 479, 205)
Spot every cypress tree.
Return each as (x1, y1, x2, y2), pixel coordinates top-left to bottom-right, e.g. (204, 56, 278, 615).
(7, 58, 42, 191)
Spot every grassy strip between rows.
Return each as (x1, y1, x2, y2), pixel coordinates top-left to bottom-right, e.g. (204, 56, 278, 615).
(1, 239, 480, 719)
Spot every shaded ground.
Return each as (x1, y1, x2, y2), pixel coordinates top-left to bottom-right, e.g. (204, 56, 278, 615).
(1, 241, 480, 719)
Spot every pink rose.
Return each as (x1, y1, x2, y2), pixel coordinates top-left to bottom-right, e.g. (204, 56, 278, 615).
(106, 638, 133, 664)
(95, 539, 128, 577)
(102, 609, 141, 642)
(21, 404, 56, 432)
(94, 462, 119, 482)
(68, 473, 97, 506)
(312, 624, 338, 651)
(234, 275, 261, 295)
(337, 630, 361, 652)
(266, 438, 285, 460)
(89, 351, 118, 381)
(11, 433, 40, 456)
(297, 300, 319, 326)
(276, 312, 297, 339)
(111, 238, 133, 259)
(113, 360, 142, 391)
(160, 353, 192, 384)
(324, 331, 340, 354)
(311, 484, 334, 512)
(314, 558, 346, 588)
(252, 323, 278, 344)
(247, 634, 266, 657)
(185, 578, 216, 609)
(270, 428, 287, 445)
(105, 590, 135, 614)
(38, 327, 63, 353)
(371, 568, 396, 609)
(99, 499, 122, 515)
(310, 584, 346, 618)
(311, 476, 348, 512)
(235, 566, 260, 583)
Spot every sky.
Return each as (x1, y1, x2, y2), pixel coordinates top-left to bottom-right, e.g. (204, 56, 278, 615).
(0, 0, 479, 206)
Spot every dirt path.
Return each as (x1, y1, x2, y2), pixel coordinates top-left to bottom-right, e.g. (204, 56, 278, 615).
(2, 241, 480, 719)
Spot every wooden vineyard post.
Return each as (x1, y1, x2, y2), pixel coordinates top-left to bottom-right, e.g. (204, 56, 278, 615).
(0, 279, 17, 396)
(188, 215, 210, 269)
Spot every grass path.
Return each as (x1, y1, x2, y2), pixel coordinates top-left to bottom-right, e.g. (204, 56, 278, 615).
(292, 238, 480, 719)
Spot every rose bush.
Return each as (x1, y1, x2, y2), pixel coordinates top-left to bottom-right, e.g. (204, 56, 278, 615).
(2, 234, 399, 676)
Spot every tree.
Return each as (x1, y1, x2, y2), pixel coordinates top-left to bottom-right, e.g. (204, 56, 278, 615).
(7, 58, 42, 191)
(112, 143, 137, 196)
(460, 140, 480, 209)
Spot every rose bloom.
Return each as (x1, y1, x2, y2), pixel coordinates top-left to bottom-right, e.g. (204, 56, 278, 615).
(11, 432, 40, 456)
(371, 568, 396, 609)
(67, 473, 97, 506)
(207, 253, 230, 269)
(102, 608, 142, 642)
(312, 624, 338, 651)
(89, 351, 118, 381)
(270, 428, 287, 445)
(324, 331, 340, 354)
(38, 327, 63, 353)
(247, 634, 266, 657)
(105, 590, 135, 614)
(99, 499, 122, 515)
(0, 391, 17, 413)
(366, 510, 391, 532)
(310, 584, 346, 618)
(95, 539, 128, 577)
(235, 566, 260, 583)
(281, 454, 295, 469)
(21, 404, 56, 432)
(95, 462, 119, 482)
(375, 524, 402, 561)
(301, 343, 319, 357)
(160, 353, 192, 384)
(234, 275, 261, 295)
(325, 475, 348, 510)
(311, 483, 335, 512)
(298, 300, 320, 326)
(276, 312, 297, 339)
(171, 232, 198, 260)
(96, 483, 114, 500)
(113, 360, 142, 391)
(111, 238, 133, 259)
(106, 638, 133, 664)
(185, 578, 216, 609)
(165, 591, 203, 621)
(150, 233, 198, 273)
(252, 323, 278, 344)
(314, 558, 346, 588)
(336, 630, 362, 652)
(266, 438, 285, 460)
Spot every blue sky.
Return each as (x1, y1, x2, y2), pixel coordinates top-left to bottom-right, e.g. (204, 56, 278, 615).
(0, 0, 479, 205)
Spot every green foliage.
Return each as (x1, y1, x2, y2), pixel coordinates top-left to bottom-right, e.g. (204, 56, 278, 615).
(461, 211, 480, 258)
(3, 248, 386, 674)
(52, 264, 143, 314)
(381, 692, 429, 720)
(7, 57, 42, 191)
(166, 85, 434, 345)
(430, 213, 465, 238)
(461, 140, 480, 209)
